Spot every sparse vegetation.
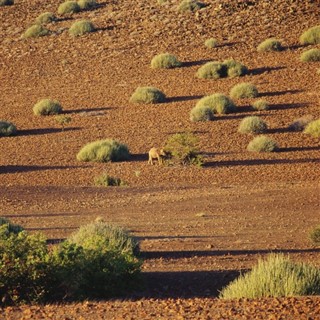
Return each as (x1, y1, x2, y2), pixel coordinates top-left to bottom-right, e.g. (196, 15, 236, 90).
(300, 48, 320, 62)
(55, 115, 71, 130)
(195, 93, 236, 115)
(223, 59, 248, 78)
(230, 82, 259, 99)
(252, 99, 269, 111)
(35, 12, 57, 24)
(205, 38, 218, 48)
(190, 105, 214, 122)
(310, 225, 320, 245)
(220, 254, 320, 299)
(177, 0, 206, 12)
(77, 0, 97, 10)
(288, 115, 313, 131)
(151, 53, 182, 69)
(129, 87, 166, 104)
(164, 132, 203, 166)
(238, 116, 267, 134)
(0, 121, 17, 137)
(69, 20, 95, 36)
(76, 139, 130, 162)
(303, 119, 320, 137)
(33, 99, 62, 116)
(94, 173, 126, 187)
(0, 0, 13, 6)
(22, 25, 49, 39)
(257, 38, 283, 52)
(247, 135, 278, 152)
(57, 1, 80, 15)
(299, 25, 320, 45)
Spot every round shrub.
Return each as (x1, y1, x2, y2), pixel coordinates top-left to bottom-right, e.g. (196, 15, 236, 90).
(238, 116, 267, 134)
(190, 105, 214, 122)
(0, 0, 13, 6)
(129, 86, 166, 104)
(196, 93, 236, 115)
(196, 61, 226, 79)
(300, 48, 320, 62)
(310, 225, 320, 245)
(252, 99, 269, 111)
(76, 139, 130, 162)
(300, 25, 320, 45)
(77, 0, 97, 10)
(257, 38, 283, 52)
(0, 121, 17, 137)
(223, 59, 248, 78)
(57, 1, 80, 14)
(205, 38, 218, 48)
(247, 135, 278, 152)
(230, 82, 259, 99)
(219, 254, 320, 299)
(151, 53, 182, 69)
(33, 99, 62, 116)
(69, 20, 95, 36)
(22, 25, 49, 39)
(303, 119, 320, 137)
(35, 12, 57, 24)
(177, 0, 205, 12)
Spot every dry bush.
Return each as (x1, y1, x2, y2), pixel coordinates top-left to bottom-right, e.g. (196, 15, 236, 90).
(238, 116, 267, 134)
(129, 87, 166, 104)
(69, 20, 95, 36)
(300, 48, 320, 62)
(22, 25, 49, 39)
(196, 93, 236, 115)
(252, 99, 269, 111)
(303, 119, 320, 137)
(223, 59, 248, 78)
(196, 61, 226, 79)
(190, 105, 214, 122)
(35, 12, 57, 24)
(257, 38, 283, 52)
(77, 0, 97, 10)
(0, 120, 17, 136)
(57, 1, 80, 14)
(230, 82, 259, 99)
(299, 25, 320, 45)
(151, 53, 182, 69)
(247, 135, 278, 152)
(33, 99, 62, 116)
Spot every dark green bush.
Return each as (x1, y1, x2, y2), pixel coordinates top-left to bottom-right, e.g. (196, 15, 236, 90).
(0, 121, 17, 137)
(76, 139, 130, 162)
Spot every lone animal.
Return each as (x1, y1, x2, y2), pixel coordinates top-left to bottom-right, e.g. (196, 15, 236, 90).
(148, 147, 166, 165)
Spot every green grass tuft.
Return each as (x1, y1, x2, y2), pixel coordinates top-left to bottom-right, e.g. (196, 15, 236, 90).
(77, 0, 97, 10)
(151, 53, 182, 69)
(204, 38, 218, 48)
(230, 82, 259, 99)
(190, 105, 214, 122)
(57, 1, 80, 14)
(303, 119, 320, 137)
(247, 135, 278, 152)
(0, 120, 17, 136)
(33, 99, 62, 116)
(22, 25, 49, 39)
(77, 139, 130, 162)
(300, 48, 320, 62)
(69, 20, 95, 36)
(196, 93, 236, 115)
(130, 87, 166, 104)
(223, 59, 248, 78)
(220, 254, 320, 299)
(257, 38, 283, 52)
(196, 61, 226, 79)
(35, 12, 57, 24)
(238, 116, 267, 134)
(300, 25, 320, 45)
(252, 99, 269, 111)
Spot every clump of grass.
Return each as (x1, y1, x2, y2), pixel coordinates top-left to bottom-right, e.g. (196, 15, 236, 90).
(230, 82, 259, 99)
(310, 226, 320, 246)
(190, 105, 214, 122)
(77, 0, 97, 10)
(0, 121, 17, 137)
(300, 48, 320, 62)
(177, 0, 206, 12)
(299, 25, 320, 45)
(205, 38, 218, 48)
(238, 116, 267, 134)
(303, 119, 320, 137)
(55, 115, 71, 131)
(196, 61, 226, 79)
(35, 12, 57, 24)
(22, 25, 49, 39)
(57, 1, 80, 15)
(33, 99, 62, 116)
(69, 20, 95, 36)
(0, 0, 13, 6)
(151, 53, 182, 69)
(77, 139, 130, 162)
(247, 135, 278, 152)
(257, 38, 283, 52)
(196, 93, 236, 115)
(219, 254, 320, 299)
(164, 132, 203, 166)
(223, 59, 248, 78)
(129, 87, 166, 104)
(94, 173, 126, 187)
(252, 99, 269, 111)
(288, 115, 313, 131)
